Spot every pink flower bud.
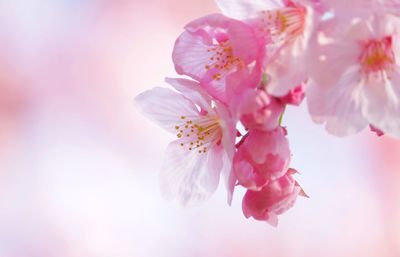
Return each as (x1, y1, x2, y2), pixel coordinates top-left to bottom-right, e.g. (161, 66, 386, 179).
(242, 172, 302, 226)
(239, 89, 284, 131)
(233, 127, 290, 190)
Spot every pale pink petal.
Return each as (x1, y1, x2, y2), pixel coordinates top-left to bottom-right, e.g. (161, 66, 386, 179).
(306, 41, 360, 89)
(135, 87, 199, 133)
(165, 78, 212, 113)
(221, 147, 237, 205)
(325, 0, 382, 20)
(307, 67, 369, 136)
(266, 213, 279, 227)
(216, 101, 238, 204)
(306, 19, 363, 89)
(362, 69, 400, 138)
(201, 76, 229, 103)
(384, 0, 400, 16)
(160, 140, 223, 206)
(264, 3, 316, 96)
(266, 44, 308, 96)
(172, 30, 214, 82)
(306, 19, 374, 136)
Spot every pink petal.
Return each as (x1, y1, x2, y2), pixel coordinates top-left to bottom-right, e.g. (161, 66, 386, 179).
(279, 83, 306, 106)
(241, 172, 301, 225)
(225, 67, 263, 114)
(246, 128, 290, 166)
(239, 89, 284, 131)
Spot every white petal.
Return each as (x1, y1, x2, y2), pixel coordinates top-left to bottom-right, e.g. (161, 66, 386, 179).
(135, 87, 199, 133)
(215, 0, 281, 19)
(160, 141, 223, 206)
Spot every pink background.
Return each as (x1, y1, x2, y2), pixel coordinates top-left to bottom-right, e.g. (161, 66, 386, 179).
(0, 1, 399, 256)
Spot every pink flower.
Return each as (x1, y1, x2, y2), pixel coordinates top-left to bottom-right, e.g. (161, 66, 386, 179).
(135, 78, 237, 206)
(238, 89, 284, 131)
(242, 170, 302, 226)
(307, 13, 400, 137)
(172, 13, 265, 103)
(233, 127, 290, 190)
(215, 0, 318, 96)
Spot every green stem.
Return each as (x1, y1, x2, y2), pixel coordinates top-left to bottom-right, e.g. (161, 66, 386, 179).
(262, 73, 269, 86)
(279, 106, 286, 126)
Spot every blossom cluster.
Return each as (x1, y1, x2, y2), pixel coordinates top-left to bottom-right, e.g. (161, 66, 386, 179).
(136, 0, 400, 225)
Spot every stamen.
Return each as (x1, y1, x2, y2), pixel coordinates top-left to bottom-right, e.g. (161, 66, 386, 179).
(174, 114, 222, 154)
(360, 37, 395, 75)
(205, 41, 244, 80)
(260, 6, 306, 45)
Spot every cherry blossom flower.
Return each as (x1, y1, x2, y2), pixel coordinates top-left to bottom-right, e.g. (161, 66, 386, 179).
(135, 78, 237, 206)
(242, 169, 302, 226)
(215, 0, 319, 96)
(135, 0, 316, 223)
(234, 127, 290, 191)
(134, 0, 400, 225)
(172, 13, 265, 103)
(307, 13, 400, 137)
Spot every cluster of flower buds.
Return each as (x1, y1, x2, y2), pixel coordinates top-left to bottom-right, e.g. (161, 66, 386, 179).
(136, 0, 400, 225)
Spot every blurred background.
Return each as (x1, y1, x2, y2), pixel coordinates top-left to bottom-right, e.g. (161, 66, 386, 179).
(0, 1, 399, 256)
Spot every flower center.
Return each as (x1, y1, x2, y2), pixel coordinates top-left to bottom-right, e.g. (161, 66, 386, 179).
(360, 37, 395, 74)
(175, 114, 222, 154)
(205, 41, 243, 81)
(260, 6, 306, 45)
